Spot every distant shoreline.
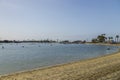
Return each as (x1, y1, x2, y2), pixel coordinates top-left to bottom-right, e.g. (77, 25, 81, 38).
(0, 45, 120, 80)
(85, 42, 120, 46)
(1, 41, 120, 45)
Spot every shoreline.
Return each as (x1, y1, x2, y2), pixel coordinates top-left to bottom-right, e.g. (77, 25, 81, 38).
(1, 49, 119, 76)
(0, 46, 120, 80)
(85, 42, 120, 46)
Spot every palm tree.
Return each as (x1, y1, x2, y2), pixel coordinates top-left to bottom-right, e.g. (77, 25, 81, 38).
(116, 35, 119, 43)
(108, 37, 113, 43)
(111, 37, 113, 40)
(111, 37, 113, 43)
(108, 37, 111, 43)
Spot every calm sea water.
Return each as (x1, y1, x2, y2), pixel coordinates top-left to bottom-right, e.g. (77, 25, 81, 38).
(0, 43, 119, 75)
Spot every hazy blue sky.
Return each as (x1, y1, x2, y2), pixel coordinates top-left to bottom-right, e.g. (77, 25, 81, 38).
(0, 0, 120, 41)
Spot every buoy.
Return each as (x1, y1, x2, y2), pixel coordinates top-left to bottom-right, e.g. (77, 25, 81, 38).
(2, 46, 4, 49)
(107, 48, 110, 50)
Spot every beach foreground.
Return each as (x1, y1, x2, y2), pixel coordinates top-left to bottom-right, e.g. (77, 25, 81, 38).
(0, 52, 120, 80)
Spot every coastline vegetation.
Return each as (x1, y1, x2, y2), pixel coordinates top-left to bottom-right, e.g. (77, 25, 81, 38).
(91, 34, 120, 44)
(0, 34, 119, 45)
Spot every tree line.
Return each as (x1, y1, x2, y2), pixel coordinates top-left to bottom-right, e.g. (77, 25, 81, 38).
(92, 34, 119, 43)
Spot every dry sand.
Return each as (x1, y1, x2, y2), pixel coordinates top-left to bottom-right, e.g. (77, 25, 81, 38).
(0, 51, 120, 80)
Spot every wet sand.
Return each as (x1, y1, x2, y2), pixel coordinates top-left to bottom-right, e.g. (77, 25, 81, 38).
(0, 50, 120, 80)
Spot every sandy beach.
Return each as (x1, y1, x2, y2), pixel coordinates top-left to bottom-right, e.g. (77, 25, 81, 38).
(0, 50, 120, 80)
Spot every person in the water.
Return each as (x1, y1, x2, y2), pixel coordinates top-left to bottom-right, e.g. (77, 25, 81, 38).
(2, 46, 4, 49)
